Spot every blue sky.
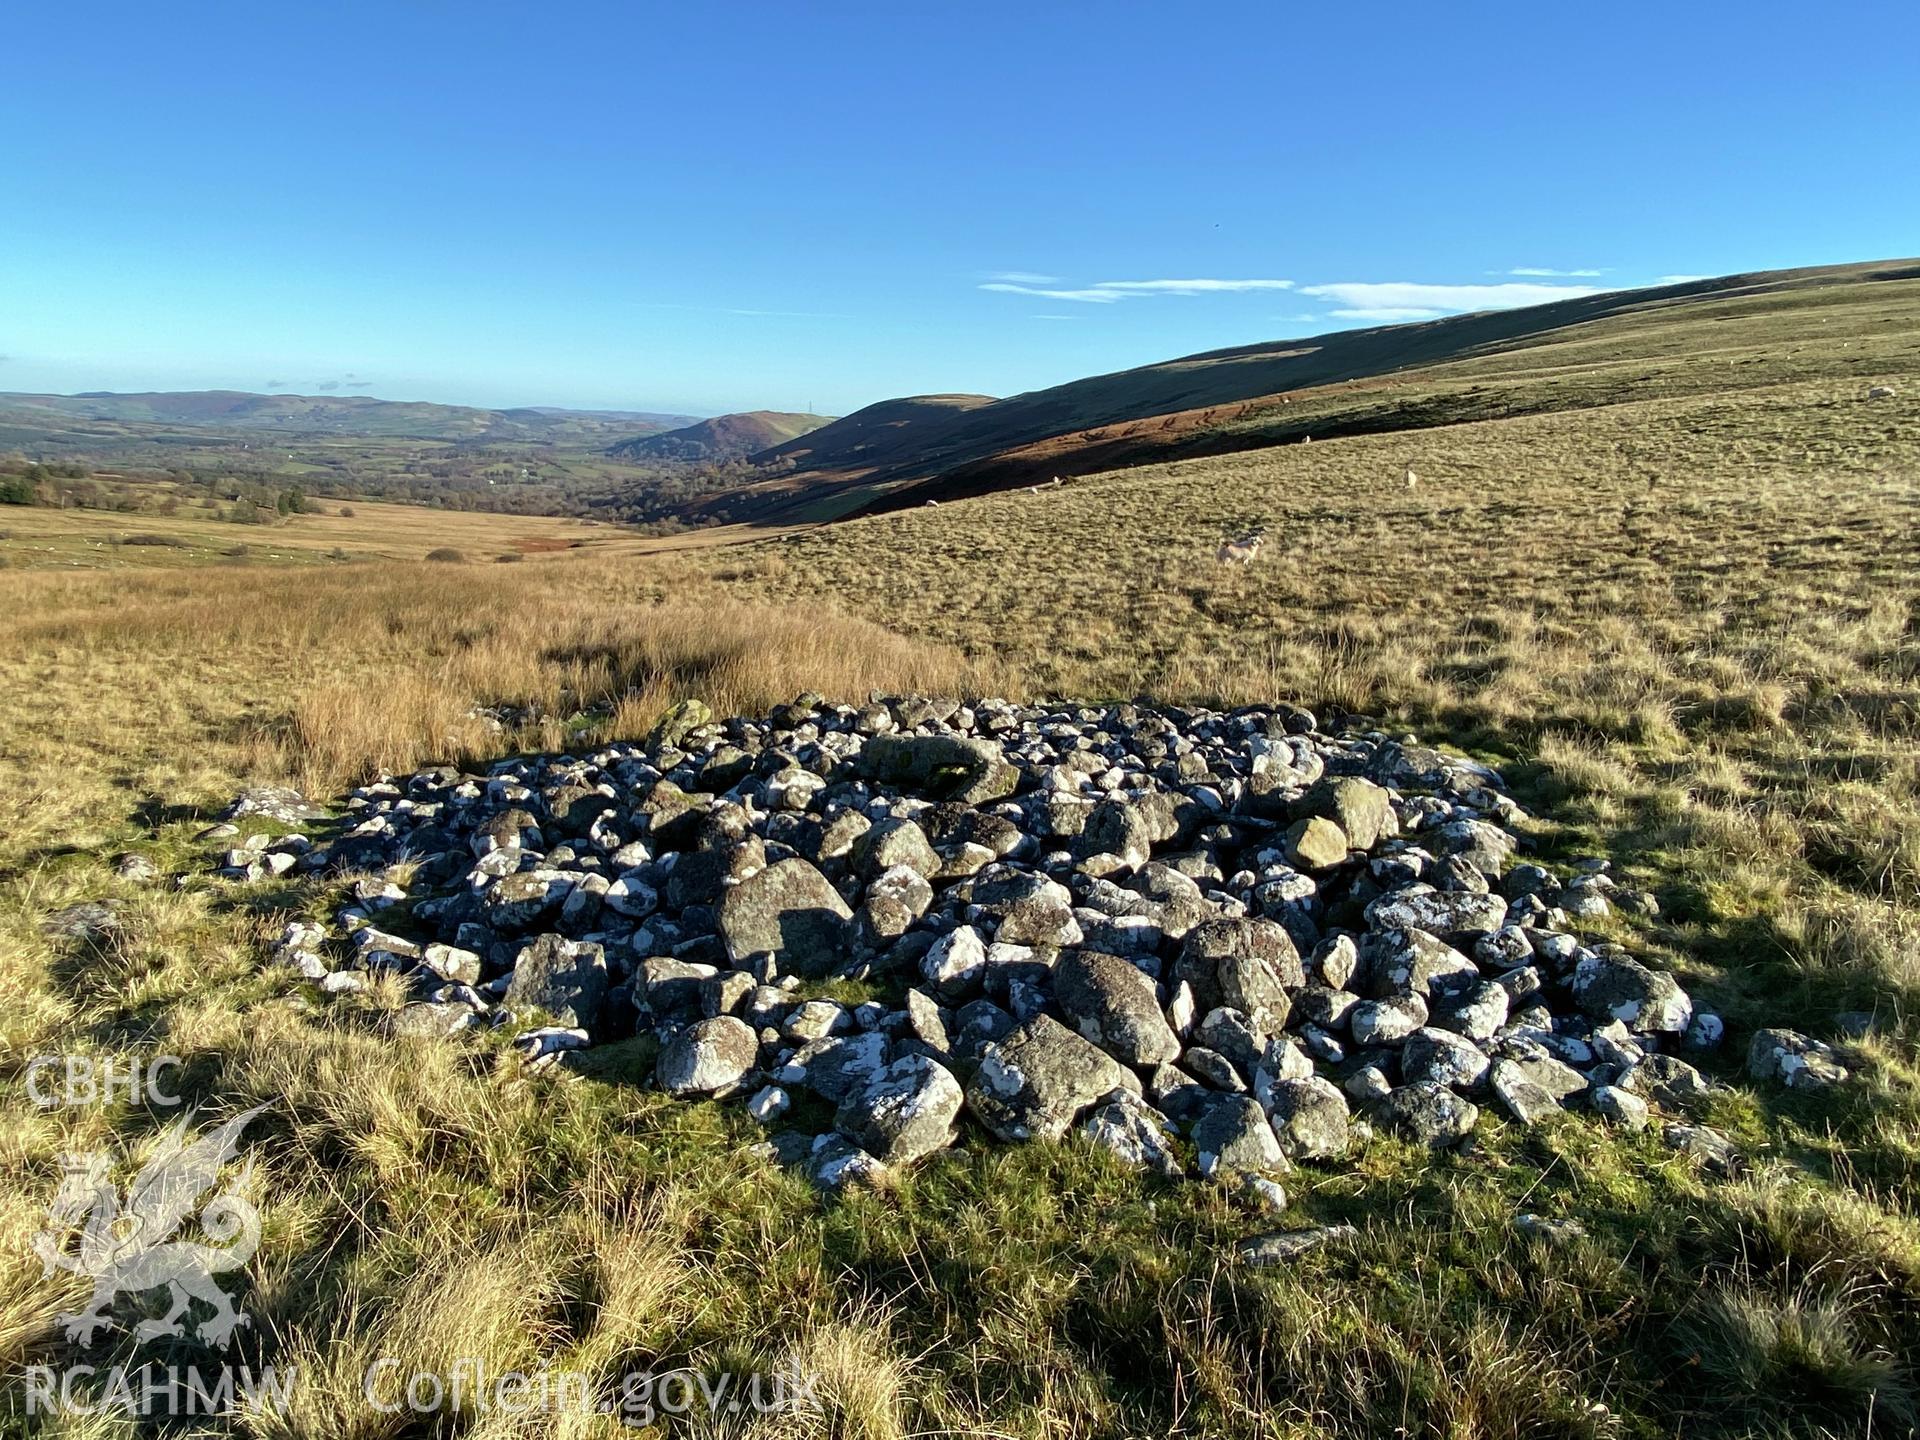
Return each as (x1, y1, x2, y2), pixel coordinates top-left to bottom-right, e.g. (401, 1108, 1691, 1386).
(4, 1, 1915, 417)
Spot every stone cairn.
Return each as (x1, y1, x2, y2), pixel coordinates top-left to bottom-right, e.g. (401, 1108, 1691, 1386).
(217, 695, 1849, 1220)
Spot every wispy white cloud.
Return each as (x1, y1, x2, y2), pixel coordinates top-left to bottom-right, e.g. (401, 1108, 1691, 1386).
(1298, 281, 1602, 317)
(981, 283, 1129, 303)
(1655, 274, 1711, 284)
(1505, 266, 1605, 278)
(1090, 278, 1295, 294)
(980, 276, 1294, 304)
(985, 270, 1062, 285)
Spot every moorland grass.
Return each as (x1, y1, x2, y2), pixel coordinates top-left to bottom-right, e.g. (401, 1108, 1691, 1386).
(1, 290, 1917, 1437)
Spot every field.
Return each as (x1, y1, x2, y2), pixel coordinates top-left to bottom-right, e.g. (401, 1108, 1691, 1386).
(2, 280, 1918, 1437)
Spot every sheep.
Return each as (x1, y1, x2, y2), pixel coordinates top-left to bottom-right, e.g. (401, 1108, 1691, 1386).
(1404, 466, 1420, 491)
(924, 499, 940, 508)
(1867, 384, 1897, 400)
(1216, 529, 1267, 565)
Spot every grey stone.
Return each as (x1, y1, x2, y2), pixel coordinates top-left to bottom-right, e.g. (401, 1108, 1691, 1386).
(657, 1015, 758, 1096)
(851, 818, 941, 880)
(1264, 1075, 1351, 1159)
(483, 869, 573, 932)
(1664, 1123, 1744, 1177)
(1401, 1027, 1490, 1091)
(715, 858, 853, 979)
(1572, 954, 1692, 1033)
(1349, 993, 1428, 1046)
(1357, 928, 1479, 1001)
(1747, 1028, 1849, 1090)
(858, 733, 1018, 804)
(1192, 1095, 1284, 1178)
(836, 1054, 963, 1164)
(921, 923, 989, 999)
(1054, 949, 1183, 1066)
(1434, 981, 1510, 1042)
(804, 1135, 889, 1191)
(1591, 1084, 1650, 1129)
(1380, 1081, 1480, 1146)
(1364, 888, 1508, 938)
(784, 1031, 892, 1101)
(1080, 1090, 1181, 1176)
(504, 935, 607, 1027)
(966, 1014, 1135, 1143)
(1489, 1060, 1564, 1125)
(1235, 1225, 1357, 1265)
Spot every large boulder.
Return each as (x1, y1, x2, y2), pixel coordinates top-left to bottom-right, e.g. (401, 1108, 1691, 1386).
(970, 871, 1082, 948)
(1364, 888, 1508, 939)
(504, 935, 607, 1027)
(850, 818, 941, 881)
(783, 1031, 892, 1102)
(1192, 1095, 1284, 1178)
(1572, 955, 1692, 1033)
(1282, 817, 1350, 872)
(715, 858, 854, 978)
(1400, 1027, 1491, 1091)
(1298, 777, 1395, 851)
(646, 698, 713, 750)
(860, 866, 934, 942)
(1264, 1075, 1350, 1159)
(1357, 928, 1479, 1001)
(657, 1016, 758, 1096)
(836, 1054, 964, 1164)
(1379, 1081, 1480, 1147)
(1053, 949, 1182, 1066)
(967, 1014, 1135, 1143)
(858, 734, 1019, 804)
(920, 924, 989, 999)
(483, 869, 573, 932)
(1174, 918, 1303, 1021)
(1430, 818, 1516, 877)
(1489, 1060, 1565, 1125)
(1077, 800, 1154, 868)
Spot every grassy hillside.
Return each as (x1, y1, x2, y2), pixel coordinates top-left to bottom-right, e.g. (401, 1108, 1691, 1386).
(686, 259, 1919, 522)
(607, 410, 835, 463)
(2, 268, 1918, 1437)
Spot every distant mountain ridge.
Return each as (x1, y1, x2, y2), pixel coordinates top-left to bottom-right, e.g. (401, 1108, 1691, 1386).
(750, 395, 995, 472)
(669, 258, 1919, 525)
(0, 389, 702, 444)
(608, 410, 835, 463)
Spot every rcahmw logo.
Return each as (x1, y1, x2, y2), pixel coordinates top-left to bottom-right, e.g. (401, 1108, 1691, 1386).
(33, 1103, 268, 1349)
(23, 1363, 296, 1418)
(26, 1053, 184, 1108)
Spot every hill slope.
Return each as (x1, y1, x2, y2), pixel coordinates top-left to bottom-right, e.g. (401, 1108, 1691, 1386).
(607, 410, 835, 463)
(677, 258, 1918, 523)
(750, 393, 998, 471)
(0, 389, 700, 444)
(3, 263, 1917, 1439)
